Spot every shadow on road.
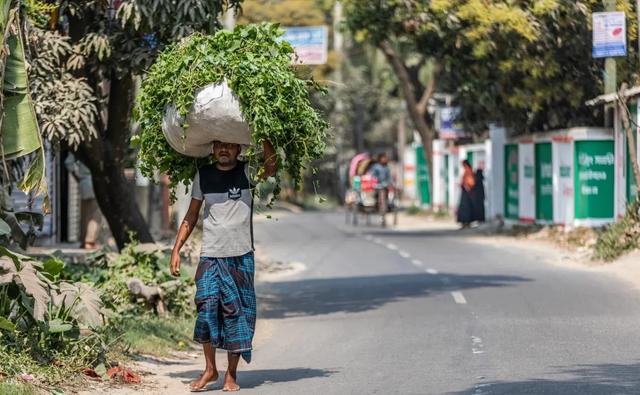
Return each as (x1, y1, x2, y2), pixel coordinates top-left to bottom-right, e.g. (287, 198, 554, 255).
(448, 362, 640, 395)
(169, 367, 337, 389)
(258, 272, 530, 319)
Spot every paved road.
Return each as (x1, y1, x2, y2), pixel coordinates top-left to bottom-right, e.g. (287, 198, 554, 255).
(191, 211, 640, 394)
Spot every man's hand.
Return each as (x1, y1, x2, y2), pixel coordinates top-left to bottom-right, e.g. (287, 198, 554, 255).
(170, 251, 181, 277)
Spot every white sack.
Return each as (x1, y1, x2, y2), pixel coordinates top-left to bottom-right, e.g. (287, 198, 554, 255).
(162, 81, 252, 158)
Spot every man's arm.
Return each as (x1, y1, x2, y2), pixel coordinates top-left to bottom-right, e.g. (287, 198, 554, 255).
(170, 198, 203, 276)
(262, 140, 278, 178)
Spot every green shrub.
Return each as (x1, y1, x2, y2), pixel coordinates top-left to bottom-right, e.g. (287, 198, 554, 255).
(593, 200, 640, 261)
(63, 241, 195, 319)
(0, 247, 107, 371)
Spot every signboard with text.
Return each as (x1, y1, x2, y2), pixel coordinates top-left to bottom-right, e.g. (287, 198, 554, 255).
(281, 26, 328, 65)
(437, 107, 465, 140)
(627, 104, 639, 201)
(574, 140, 615, 219)
(592, 11, 626, 58)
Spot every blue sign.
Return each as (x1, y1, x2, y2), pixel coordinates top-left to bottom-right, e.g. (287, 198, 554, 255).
(281, 26, 328, 65)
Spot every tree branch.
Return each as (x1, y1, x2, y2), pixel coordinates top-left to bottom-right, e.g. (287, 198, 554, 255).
(417, 63, 439, 116)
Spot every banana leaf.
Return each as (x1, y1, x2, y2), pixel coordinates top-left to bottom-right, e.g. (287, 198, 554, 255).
(1, 94, 41, 159)
(0, 2, 47, 210)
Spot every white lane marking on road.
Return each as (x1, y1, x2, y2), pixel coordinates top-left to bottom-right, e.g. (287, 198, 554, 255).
(364, 235, 373, 241)
(386, 243, 398, 250)
(441, 276, 451, 284)
(399, 251, 411, 259)
(451, 291, 467, 304)
(373, 237, 383, 244)
(471, 336, 485, 354)
(426, 268, 438, 274)
(412, 259, 423, 267)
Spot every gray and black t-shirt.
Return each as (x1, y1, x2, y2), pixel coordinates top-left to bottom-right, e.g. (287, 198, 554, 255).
(191, 161, 253, 258)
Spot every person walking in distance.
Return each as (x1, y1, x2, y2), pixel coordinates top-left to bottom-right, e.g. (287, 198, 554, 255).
(456, 159, 476, 228)
(371, 152, 392, 210)
(170, 140, 277, 392)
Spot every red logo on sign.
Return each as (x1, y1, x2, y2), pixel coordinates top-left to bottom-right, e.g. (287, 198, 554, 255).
(612, 27, 623, 36)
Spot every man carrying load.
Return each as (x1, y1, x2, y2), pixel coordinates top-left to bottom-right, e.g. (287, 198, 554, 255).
(170, 140, 277, 392)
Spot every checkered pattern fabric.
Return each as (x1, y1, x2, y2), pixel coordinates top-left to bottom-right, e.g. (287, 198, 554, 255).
(193, 252, 256, 363)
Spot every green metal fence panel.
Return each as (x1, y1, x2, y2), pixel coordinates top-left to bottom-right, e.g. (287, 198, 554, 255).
(574, 140, 615, 219)
(535, 143, 553, 221)
(505, 144, 519, 220)
(416, 146, 431, 205)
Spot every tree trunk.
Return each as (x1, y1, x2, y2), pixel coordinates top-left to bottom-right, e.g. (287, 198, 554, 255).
(74, 73, 153, 250)
(67, 16, 153, 250)
(378, 40, 435, 203)
(617, 85, 640, 201)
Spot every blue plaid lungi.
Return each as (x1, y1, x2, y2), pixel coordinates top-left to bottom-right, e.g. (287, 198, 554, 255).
(193, 252, 256, 363)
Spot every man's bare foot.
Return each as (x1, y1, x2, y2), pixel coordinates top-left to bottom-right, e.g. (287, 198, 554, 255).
(222, 371, 240, 392)
(190, 368, 218, 392)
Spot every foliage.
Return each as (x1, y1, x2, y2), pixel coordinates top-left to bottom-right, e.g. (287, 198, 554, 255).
(1, 1, 48, 222)
(343, 0, 640, 134)
(64, 241, 195, 318)
(593, 200, 640, 261)
(0, 247, 110, 386)
(134, 23, 330, 199)
(27, 28, 99, 149)
(22, 0, 243, 248)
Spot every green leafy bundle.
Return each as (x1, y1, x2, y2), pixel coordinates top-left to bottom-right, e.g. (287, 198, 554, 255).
(133, 23, 329, 197)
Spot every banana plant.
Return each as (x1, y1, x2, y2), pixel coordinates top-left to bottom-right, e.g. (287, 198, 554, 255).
(0, 0, 48, 248)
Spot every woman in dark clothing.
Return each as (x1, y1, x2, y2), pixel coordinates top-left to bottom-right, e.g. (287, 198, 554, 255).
(457, 160, 475, 227)
(472, 169, 486, 222)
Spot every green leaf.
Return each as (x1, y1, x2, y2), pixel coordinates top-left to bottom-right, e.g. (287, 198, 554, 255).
(0, 218, 10, 236)
(46, 318, 73, 333)
(52, 282, 104, 327)
(42, 257, 65, 278)
(0, 316, 16, 332)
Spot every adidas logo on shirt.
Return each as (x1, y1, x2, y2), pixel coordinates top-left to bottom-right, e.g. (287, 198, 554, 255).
(228, 187, 241, 200)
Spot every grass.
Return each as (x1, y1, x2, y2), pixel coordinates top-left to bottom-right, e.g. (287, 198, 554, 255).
(0, 346, 80, 387)
(593, 200, 640, 261)
(0, 382, 37, 395)
(404, 205, 451, 218)
(119, 317, 194, 357)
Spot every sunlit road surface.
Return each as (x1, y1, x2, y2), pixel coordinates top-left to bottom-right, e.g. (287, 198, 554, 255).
(236, 211, 640, 395)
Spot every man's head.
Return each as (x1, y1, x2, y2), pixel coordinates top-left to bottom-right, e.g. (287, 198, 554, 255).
(377, 152, 389, 165)
(213, 141, 241, 166)
(462, 159, 472, 169)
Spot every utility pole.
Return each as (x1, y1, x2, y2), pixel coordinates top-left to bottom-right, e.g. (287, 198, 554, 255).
(397, 111, 406, 198)
(637, 0, 640, 60)
(333, 1, 345, 200)
(604, 0, 617, 127)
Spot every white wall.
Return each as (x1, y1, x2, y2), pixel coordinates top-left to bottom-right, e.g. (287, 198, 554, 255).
(518, 142, 536, 222)
(552, 139, 574, 226)
(432, 140, 447, 210)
